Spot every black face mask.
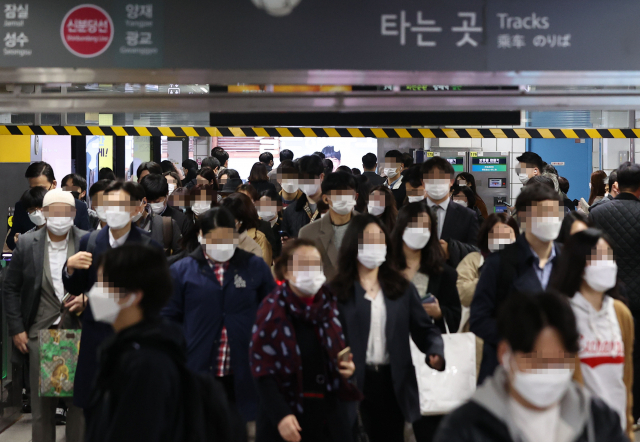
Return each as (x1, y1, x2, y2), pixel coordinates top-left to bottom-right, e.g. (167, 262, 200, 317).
(70, 191, 80, 200)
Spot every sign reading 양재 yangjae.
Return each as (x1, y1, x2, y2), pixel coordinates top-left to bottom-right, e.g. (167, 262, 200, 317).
(61, 4, 113, 58)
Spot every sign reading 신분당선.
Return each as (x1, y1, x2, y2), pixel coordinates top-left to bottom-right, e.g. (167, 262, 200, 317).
(0, 0, 639, 70)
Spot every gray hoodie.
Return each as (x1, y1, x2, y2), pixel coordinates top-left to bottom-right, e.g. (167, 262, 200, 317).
(471, 367, 595, 442)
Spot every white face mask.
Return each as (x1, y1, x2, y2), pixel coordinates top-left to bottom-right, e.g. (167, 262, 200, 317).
(425, 180, 451, 201)
(518, 173, 530, 184)
(402, 227, 431, 250)
(299, 180, 320, 197)
(88, 284, 136, 325)
(458, 181, 467, 187)
(191, 201, 210, 216)
(530, 217, 562, 242)
(407, 194, 425, 203)
(105, 207, 133, 230)
(583, 259, 618, 292)
(330, 195, 356, 215)
(290, 270, 326, 296)
(503, 351, 573, 409)
(384, 168, 398, 179)
(281, 181, 298, 194)
(452, 199, 468, 207)
(149, 201, 166, 215)
(46, 216, 74, 236)
(367, 202, 385, 216)
(95, 206, 108, 222)
(167, 183, 176, 195)
(199, 236, 236, 262)
(357, 243, 387, 269)
(28, 210, 46, 227)
(258, 210, 277, 221)
(488, 238, 515, 253)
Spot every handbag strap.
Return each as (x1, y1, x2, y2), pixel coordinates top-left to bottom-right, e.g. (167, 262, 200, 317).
(443, 316, 450, 335)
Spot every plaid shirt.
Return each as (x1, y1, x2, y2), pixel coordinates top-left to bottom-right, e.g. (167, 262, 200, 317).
(208, 255, 231, 377)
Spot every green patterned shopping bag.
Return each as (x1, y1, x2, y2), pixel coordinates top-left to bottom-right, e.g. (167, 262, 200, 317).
(38, 329, 81, 397)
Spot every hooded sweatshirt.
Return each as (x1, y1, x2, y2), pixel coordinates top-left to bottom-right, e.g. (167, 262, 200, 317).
(570, 293, 626, 431)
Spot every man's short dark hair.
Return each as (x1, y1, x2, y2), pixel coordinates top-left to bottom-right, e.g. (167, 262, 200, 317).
(336, 165, 353, 174)
(25, 161, 55, 183)
(211, 147, 229, 166)
(136, 162, 163, 180)
(421, 157, 454, 177)
(298, 155, 325, 177)
(259, 152, 274, 165)
(384, 150, 404, 163)
(558, 176, 570, 194)
(609, 169, 618, 187)
(98, 168, 116, 181)
(62, 173, 87, 192)
(199, 206, 237, 235)
(89, 179, 113, 199)
(404, 164, 423, 188)
(526, 175, 555, 190)
(277, 160, 296, 173)
(99, 244, 172, 317)
(200, 157, 220, 171)
(140, 173, 169, 201)
(160, 160, 175, 174)
(280, 149, 294, 162)
(402, 152, 414, 168)
(362, 153, 377, 170)
(321, 171, 357, 194)
(498, 291, 579, 354)
(322, 159, 334, 177)
(20, 186, 47, 210)
(516, 152, 545, 171)
(182, 159, 198, 172)
(515, 182, 561, 213)
(313, 151, 326, 159)
(104, 180, 146, 202)
(616, 162, 640, 192)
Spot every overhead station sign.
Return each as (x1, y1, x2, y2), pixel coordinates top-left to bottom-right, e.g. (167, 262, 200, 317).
(0, 0, 638, 70)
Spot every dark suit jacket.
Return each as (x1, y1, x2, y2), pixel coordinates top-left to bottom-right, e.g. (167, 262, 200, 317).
(426, 265, 462, 334)
(7, 198, 89, 250)
(363, 171, 386, 187)
(440, 200, 479, 246)
(338, 281, 444, 423)
(161, 205, 192, 237)
(62, 226, 162, 408)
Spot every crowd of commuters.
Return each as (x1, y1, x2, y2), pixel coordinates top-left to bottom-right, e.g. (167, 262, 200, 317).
(1, 146, 638, 442)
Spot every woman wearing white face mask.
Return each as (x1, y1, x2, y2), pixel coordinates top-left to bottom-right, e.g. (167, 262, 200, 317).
(163, 206, 276, 438)
(251, 239, 360, 442)
(332, 215, 445, 442)
(222, 192, 273, 265)
(550, 229, 634, 440)
(367, 186, 398, 234)
(451, 185, 484, 225)
(436, 291, 628, 442)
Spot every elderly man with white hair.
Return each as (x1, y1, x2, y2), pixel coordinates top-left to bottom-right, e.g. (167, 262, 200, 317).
(3, 189, 87, 442)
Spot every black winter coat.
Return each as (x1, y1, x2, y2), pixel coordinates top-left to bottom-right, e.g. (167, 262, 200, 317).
(591, 193, 640, 311)
(281, 194, 313, 238)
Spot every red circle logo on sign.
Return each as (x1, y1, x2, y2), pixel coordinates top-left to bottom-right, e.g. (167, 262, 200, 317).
(61, 4, 114, 58)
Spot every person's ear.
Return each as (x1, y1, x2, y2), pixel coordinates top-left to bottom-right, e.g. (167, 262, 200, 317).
(533, 168, 540, 177)
(319, 173, 325, 182)
(51, 180, 57, 189)
(80, 191, 86, 199)
(322, 194, 331, 205)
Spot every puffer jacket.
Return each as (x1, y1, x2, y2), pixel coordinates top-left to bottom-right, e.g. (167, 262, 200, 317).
(434, 367, 628, 442)
(591, 193, 640, 311)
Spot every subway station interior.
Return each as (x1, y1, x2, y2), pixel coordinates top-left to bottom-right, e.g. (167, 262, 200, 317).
(0, 0, 640, 441)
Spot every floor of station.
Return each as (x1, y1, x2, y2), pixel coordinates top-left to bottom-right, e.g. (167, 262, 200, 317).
(0, 415, 65, 442)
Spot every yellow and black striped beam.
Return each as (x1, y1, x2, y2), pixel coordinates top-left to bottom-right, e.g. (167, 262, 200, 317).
(2, 126, 640, 138)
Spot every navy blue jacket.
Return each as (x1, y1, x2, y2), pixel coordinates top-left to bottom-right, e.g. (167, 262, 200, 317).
(62, 226, 161, 408)
(469, 234, 561, 384)
(7, 198, 89, 250)
(162, 247, 276, 421)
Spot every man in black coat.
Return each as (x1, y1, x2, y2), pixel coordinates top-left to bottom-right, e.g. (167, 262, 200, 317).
(84, 244, 232, 442)
(361, 153, 386, 187)
(436, 292, 627, 442)
(590, 161, 640, 420)
(281, 155, 325, 238)
(7, 161, 89, 249)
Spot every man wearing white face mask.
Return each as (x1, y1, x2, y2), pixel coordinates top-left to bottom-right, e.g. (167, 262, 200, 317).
(299, 172, 358, 280)
(516, 151, 545, 185)
(135, 177, 182, 255)
(62, 181, 162, 411)
(383, 150, 407, 209)
(436, 291, 627, 442)
(140, 173, 192, 236)
(163, 206, 276, 438)
(282, 155, 325, 238)
(3, 190, 87, 442)
(15, 187, 48, 240)
(471, 183, 564, 384)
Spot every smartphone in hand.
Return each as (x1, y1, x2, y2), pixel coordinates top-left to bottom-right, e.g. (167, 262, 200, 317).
(337, 347, 352, 363)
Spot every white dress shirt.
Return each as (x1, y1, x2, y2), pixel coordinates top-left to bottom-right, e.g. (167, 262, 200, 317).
(365, 289, 389, 365)
(108, 228, 131, 248)
(426, 197, 450, 239)
(47, 232, 69, 304)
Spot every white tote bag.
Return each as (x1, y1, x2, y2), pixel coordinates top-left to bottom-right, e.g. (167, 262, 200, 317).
(410, 320, 477, 415)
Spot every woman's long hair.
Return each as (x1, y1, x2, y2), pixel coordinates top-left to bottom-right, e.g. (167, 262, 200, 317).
(369, 185, 398, 233)
(330, 214, 408, 302)
(392, 203, 445, 277)
(549, 228, 625, 303)
(588, 170, 607, 205)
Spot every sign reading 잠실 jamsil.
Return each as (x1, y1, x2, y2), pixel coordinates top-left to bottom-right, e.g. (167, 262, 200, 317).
(1, 0, 640, 70)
